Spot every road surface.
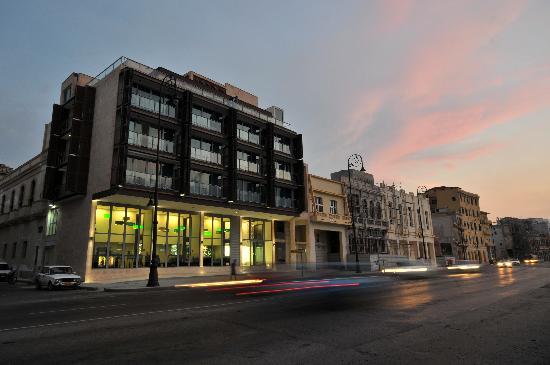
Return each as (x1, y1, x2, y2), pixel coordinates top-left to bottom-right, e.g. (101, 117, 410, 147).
(0, 265, 549, 364)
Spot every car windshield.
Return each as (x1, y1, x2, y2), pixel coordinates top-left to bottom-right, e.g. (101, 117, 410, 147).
(0, 264, 9, 270)
(50, 267, 73, 274)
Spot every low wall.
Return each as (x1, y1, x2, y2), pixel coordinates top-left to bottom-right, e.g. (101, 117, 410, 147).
(85, 264, 305, 284)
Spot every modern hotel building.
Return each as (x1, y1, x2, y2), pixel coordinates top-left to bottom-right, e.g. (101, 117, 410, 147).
(1, 57, 305, 282)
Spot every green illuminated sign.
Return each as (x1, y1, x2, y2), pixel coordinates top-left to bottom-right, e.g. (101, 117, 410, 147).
(104, 213, 111, 219)
(204, 230, 212, 238)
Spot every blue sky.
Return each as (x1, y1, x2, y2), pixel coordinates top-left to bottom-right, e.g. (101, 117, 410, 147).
(1, 0, 549, 219)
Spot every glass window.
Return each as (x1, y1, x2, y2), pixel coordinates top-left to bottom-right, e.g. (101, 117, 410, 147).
(190, 170, 222, 197)
(274, 160, 291, 180)
(237, 123, 260, 144)
(274, 135, 291, 154)
(237, 150, 260, 174)
(128, 120, 175, 154)
(131, 83, 176, 118)
(191, 138, 222, 165)
(241, 218, 270, 266)
(46, 208, 59, 236)
(237, 180, 264, 203)
(315, 197, 323, 212)
(275, 187, 294, 208)
(126, 157, 174, 190)
(191, 105, 222, 132)
(330, 200, 337, 214)
(92, 205, 200, 269)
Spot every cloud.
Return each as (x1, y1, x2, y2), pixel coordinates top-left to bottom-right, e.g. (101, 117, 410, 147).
(342, 0, 548, 179)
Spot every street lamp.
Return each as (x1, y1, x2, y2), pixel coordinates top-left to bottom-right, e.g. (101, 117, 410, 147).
(347, 154, 366, 273)
(147, 74, 178, 287)
(417, 185, 428, 261)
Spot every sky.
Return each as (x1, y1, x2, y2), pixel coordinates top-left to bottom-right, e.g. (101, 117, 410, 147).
(0, 0, 549, 220)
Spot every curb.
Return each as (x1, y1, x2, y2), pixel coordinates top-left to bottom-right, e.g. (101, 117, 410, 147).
(103, 285, 180, 293)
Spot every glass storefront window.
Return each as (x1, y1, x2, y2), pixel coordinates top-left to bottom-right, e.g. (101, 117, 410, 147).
(241, 218, 271, 266)
(92, 205, 200, 269)
(203, 215, 231, 266)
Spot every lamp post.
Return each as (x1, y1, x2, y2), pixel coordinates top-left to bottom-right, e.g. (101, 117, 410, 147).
(147, 74, 178, 287)
(347, 154, 366, 273)
(416, 185, 428, 261)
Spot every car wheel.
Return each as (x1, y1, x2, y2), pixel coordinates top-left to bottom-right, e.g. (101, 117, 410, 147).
(35, 280, 42, 290)
(47, 281, 55, 291)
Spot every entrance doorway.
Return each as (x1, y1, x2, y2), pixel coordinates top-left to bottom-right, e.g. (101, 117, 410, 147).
(241, 218, 273, 266)
(203, 215, 231, 266)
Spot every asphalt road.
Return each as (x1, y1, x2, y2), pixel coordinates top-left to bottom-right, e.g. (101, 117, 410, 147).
(1, 265, 549, 365)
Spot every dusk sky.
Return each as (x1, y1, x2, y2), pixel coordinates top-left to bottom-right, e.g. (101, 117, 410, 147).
(1, 0, 549, 220)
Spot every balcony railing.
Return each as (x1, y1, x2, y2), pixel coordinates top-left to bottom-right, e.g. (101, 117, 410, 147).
(275, 196, 294, 208)
(237, 190, 262, 204)
(275, 169, 291, 180)
(128, 132, 174, 153)
(125, 171, 173, 190)
(191, 148, 222, 165)
(87, 57, 293, 128)
(191, 113, 222, 133)
(274, 142, 291, 154)
(190, 181, 222, 197)
(237, 129, 260, 145)
(237, 160, 260, 174)
(130, 92, 175, 118)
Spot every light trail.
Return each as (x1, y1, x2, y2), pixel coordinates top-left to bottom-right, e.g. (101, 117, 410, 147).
(207, 280, 331, 292)
(176, 279, 264, 288)
(235, 282, 360, 296)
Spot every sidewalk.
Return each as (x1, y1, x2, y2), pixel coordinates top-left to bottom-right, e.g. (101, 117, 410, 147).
(94, 268, 383, 292)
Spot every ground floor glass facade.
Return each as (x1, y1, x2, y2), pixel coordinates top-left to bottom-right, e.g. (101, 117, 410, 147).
(92, 203, 278, 269)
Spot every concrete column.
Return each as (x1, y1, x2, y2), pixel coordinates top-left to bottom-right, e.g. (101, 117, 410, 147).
(84, 200, 97, 281)
(429, 241, 436, 265)
(230, 215, 241, 265)
(307, 223, 316, 265)
(289, 219, 296, 265)
(199, 212, 204, 267)
(340, 229, 348, 265)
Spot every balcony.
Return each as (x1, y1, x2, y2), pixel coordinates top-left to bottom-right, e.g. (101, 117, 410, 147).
(0, 200, 49, 227)
(130, 91, 176, 118)
(190, 182, 222, 198)
(191, 113, 222, 133)
(237, 129, 260, 145)
(128, 132, 174, 154)
(125, 171, 173, 190)
(275, 196, 294, 209)
(274, 142, 291, 154)
(275, 169, 291, 181)
(237, 190, 262, 204)
(312, 211, 351, 225)
(237, 160, 260, 174)
(191, 148, 222, 165)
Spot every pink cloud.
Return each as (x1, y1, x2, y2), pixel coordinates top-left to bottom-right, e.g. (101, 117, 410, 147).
(344, 0, 541, 176)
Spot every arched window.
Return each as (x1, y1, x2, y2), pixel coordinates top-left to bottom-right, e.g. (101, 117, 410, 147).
(28, 180, 36, 206)
(376, 202, 382, 219)
(362, 200, 369, 217)
(9, 190, 15, 211)
(18, 185, 25, 208)
(369, 201, 375, 219)
(0, 195, 5, 214)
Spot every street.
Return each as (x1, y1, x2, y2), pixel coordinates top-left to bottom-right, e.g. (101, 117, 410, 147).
(1, 265, 549, 365)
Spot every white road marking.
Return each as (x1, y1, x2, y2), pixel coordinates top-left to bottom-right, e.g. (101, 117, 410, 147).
(29, 304, 128, 315)
(0, 298, 270, 333)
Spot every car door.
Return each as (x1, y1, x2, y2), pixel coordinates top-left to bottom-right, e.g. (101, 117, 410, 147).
(39, 268, 49, 285)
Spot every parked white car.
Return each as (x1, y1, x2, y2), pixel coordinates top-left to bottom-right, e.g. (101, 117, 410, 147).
(0, 261, 12, 282)
(35, 266, 82, 290)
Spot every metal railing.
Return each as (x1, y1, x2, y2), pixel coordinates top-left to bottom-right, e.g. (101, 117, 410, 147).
(87, 57, 294, 128)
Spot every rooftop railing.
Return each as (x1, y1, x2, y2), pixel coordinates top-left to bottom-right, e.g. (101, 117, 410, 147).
(87, 57, 292, 128)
